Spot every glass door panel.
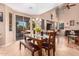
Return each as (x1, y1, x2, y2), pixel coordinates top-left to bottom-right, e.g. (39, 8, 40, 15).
(16, 15, 23, 40)
(16, 15, 30, 40)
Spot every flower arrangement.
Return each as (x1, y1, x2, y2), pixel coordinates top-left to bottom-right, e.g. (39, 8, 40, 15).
(34, 25, 42, 33)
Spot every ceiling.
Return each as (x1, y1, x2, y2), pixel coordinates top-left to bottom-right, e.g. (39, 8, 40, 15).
(4, 3, 62, 15)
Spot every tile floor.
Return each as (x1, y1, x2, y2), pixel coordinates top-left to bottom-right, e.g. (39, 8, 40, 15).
(0, 36, 79, 56)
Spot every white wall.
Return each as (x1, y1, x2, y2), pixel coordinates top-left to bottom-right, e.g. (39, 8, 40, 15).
(4, 5, 33, 46)
(4, 5, 15, 45)
(39, 3, 79, 31)
(0, 3, 34, 46)
(39, 8, 59, 30)
(58, 4, 79, 30)
(0, 4, 5, 46)
(1, 3, 79, 46)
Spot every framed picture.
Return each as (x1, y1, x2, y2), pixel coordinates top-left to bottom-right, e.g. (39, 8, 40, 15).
(0, 12, 3, 22)
(70, 20, 75, 26)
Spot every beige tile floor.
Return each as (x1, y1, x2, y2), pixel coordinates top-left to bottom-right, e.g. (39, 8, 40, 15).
(0, 36, 79, 56)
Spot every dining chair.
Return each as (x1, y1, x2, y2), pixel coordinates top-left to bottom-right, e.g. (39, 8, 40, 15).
(19, 36, 40, 56)
(42, 31, 56, 56)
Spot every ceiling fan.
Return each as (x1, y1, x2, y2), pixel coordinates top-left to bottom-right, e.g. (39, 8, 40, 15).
(64, 3, 76, 9)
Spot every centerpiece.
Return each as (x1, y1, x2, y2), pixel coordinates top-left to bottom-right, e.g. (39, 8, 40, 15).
(34, 25, 42, 38)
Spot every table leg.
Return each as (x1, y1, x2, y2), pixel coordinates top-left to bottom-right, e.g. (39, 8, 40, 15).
(53, 47, 55, 56)
(37, 41, 42, 56)
(68, 36, 69, 44)
(38, 49, 42, 56)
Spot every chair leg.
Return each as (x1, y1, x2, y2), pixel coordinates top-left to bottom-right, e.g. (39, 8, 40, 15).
(53, 47, 55, 56)
(48, 49, 50, 56)
(43, 49, 46, 52)
(19, 42, 21, 50)
(32, 52, 34, 56)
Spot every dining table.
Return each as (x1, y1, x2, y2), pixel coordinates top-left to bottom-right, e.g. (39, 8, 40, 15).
(24, 34, 49, 56)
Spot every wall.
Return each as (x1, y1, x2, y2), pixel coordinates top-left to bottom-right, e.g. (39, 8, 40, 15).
(39, 3, 79, 31)
(58, 3, 79, 30)
(0, 4, 6, 46)
(2, 3, 79, 46)
(5, 5, 34, 46)
(39, 7, 59, 31)
(0, 3, 34, 46)
(39, 8, 58, 21)
(4, 5, 16, 45)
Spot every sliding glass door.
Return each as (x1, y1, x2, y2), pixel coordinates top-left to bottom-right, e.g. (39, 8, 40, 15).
(16, 15, 30, 40)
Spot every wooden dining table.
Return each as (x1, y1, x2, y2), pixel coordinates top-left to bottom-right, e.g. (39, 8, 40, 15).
(24, 34, 49, 56)
(24, 30, 56, 56)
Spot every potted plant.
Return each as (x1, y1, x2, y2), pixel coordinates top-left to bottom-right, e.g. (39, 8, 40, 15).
(34, 25, 42, 36)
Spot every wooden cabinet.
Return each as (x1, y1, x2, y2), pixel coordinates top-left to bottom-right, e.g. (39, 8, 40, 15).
(75, 37, 79, 45)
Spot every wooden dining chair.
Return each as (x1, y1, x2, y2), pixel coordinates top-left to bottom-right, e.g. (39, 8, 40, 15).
(42, 31, 56, 56)
(19, 36, 40, 56)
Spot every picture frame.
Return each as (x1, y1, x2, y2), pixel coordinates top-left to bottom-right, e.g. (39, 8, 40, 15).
(0, 12, 3, 22)
(70, 20, 75, 26)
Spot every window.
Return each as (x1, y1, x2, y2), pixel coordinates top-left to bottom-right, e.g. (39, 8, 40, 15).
(9, 13, 12, 31)
(59, 23, 64, 29)
(0, 12, 3, 22)
(16, 15, 30, 31)
(41, 19, 45, 30)
(24, 17, 30, 30)
(16, 15, 30, 40)
(47, 23, 52, 30)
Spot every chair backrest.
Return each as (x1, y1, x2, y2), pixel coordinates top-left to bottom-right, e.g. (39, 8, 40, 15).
(48, 31, 56, 46)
